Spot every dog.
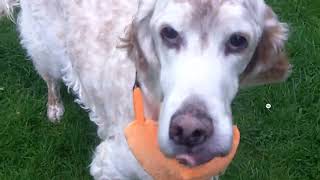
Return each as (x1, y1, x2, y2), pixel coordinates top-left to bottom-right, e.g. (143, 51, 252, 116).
(1, 0, 291, 179)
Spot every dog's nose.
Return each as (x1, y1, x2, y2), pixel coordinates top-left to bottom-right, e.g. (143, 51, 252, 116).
(169, 98, 213, 147)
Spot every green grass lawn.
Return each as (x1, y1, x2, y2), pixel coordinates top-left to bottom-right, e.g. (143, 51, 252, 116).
(0, 0, 319, 179)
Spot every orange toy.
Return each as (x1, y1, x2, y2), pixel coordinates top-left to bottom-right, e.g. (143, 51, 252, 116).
(125, 86, 240, 180)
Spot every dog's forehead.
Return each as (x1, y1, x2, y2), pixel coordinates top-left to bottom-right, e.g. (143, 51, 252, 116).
(170, 0, 262, 25)
(170, 0, 249, 49)
(173, 0, 219, 15)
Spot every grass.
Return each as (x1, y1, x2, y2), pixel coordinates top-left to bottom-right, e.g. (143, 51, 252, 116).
(0, 0, 319, 179)
(0, 19, 98, 179)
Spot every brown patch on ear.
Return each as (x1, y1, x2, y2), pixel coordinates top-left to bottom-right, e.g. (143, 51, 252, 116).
(240, 6, 291, 87)
(118, 0, 158, 73)
(254, 54, 290, 83)
(240, 52, 291, 86)
(118, 24, 150, 72)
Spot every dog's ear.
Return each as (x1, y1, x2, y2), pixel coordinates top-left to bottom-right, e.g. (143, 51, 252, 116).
(240, 5, 291, 87)
(121, 0, 162, 115)
(124, 0, 159, 74)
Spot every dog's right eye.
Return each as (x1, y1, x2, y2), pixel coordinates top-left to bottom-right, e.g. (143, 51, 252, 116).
(160, 26, 181, 49)
(161, 26, 178, 39)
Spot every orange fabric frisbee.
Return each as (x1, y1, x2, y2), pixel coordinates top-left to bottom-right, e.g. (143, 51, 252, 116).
(125, 87, 240, 180)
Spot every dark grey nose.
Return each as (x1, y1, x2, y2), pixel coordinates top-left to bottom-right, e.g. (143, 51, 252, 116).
(169, 97, 213, 147)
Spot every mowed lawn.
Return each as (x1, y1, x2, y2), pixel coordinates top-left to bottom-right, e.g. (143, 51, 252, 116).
(0, 0, 319, 179)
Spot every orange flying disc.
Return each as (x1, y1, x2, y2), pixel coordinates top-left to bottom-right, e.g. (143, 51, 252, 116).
(125, 87, 240, 180)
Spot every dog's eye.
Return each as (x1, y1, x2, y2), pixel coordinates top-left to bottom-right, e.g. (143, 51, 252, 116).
(160, 26, 181, 48)
(227, 33, 248, 53)
(161, 26, 178, 40)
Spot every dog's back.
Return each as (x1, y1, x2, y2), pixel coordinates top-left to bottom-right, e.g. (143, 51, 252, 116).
(1, 0, 139, 124)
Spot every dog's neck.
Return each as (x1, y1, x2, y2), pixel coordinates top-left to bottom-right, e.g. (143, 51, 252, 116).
(137, 71, 162, 121)
(96, 57, 161, 140)
(141, 85, 161, 120)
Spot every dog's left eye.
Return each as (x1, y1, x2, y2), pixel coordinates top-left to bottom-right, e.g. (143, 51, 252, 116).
(226, 33, 248, 53)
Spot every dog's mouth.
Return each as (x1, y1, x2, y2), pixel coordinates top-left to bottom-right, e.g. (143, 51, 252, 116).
(175, 153, 225, 167)
(174, 147, 230, 167)
(176, 154, 198, 167)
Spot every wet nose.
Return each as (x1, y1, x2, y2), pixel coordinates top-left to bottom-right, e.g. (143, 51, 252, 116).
(169, 98, 213, 147)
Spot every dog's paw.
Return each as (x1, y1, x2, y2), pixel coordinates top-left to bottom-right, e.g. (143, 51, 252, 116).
(47, 102, 64, 123)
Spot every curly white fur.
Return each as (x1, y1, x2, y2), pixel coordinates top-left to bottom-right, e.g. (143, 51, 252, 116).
(0, 0, 19, 20)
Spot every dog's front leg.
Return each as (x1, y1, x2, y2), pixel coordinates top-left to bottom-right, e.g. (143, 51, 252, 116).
(90, 134, 152, 180)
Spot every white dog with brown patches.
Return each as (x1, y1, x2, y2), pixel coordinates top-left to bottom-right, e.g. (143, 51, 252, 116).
(1, 0, 291, 179)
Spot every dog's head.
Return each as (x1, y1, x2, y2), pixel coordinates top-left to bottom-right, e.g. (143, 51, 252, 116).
(126, 0, 290, 167)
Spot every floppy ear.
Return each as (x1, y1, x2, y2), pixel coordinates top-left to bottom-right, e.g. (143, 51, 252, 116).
(121, 0, 162, 108)
(240, 6, 291, 87)
(123, 0, 159, 74)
